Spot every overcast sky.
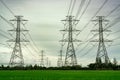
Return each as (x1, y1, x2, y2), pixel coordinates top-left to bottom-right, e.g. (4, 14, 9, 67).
(0, 0, 120, 66)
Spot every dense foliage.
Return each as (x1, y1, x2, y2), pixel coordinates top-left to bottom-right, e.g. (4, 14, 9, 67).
(0, 63, 120, 70)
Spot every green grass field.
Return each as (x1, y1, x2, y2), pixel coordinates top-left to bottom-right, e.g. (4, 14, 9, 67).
(0, 70, 120, 80)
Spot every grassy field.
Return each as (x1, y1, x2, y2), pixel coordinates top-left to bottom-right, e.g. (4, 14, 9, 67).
(0, 70, 120, 80)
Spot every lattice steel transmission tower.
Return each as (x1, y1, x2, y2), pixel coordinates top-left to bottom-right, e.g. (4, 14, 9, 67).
(60, 16, 80, 66)
(9, 16, 28, 67)
(113, 58, 117, 65)
(46, 57, 50, 67)
(91, 16, 112, 65)
(40, 50, 45, 67)
(57, 49, 63, 67)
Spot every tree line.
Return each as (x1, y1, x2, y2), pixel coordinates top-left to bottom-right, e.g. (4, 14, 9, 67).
(0, 63, 120, 70)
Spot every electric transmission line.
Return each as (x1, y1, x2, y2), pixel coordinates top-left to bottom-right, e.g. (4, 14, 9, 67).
(76, 1, 120, 57)
(81, 0, 109, 31)
(70, 0, 76, 15)
(21, 23, 41, 55)
(0, 0, 15, 16)
(75, 0, 86, 19)
(74, 0, 109, 52)
(0, 0, 41, 60)
(78, 0, 92, 20)
(67, 0, 73, 16)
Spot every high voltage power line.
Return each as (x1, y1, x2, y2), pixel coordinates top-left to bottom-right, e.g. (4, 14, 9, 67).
(0, 0, 120, 66)
(80, 0, 109, 32)
(0, 0, 15, 16)
(59, 0, 120, 66)
(70, 0, 76, 15)
(0, 0, 41, 66)
(0, 0, 40, 54)
(75, 0, 86, 19)
(78, 0, 92, 20)
(76, 1, 120, 58)
(70, 0, 109, 52)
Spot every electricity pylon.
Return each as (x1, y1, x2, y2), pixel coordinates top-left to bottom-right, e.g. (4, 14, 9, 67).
(60, 16, 80, 66)
(113, 58, 117, 65)
(46, 57, 50, 67)
(57, 49, 63, 67)
(8, 16, 28, 67)
(40, 50, 45, 67)
(91, 16, 112, 65)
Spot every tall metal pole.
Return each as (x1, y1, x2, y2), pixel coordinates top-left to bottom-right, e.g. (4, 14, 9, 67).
(91, 16, 112, 65)
(40, 50, 45, 67)
(57, 49, 63, 67)
(9, 16, 28, 67)
(46, 57, 49, 67)
(60, 16, 80, 66)
(65, 16, 76, 66)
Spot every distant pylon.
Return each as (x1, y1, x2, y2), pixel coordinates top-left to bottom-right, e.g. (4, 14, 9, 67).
(91, 16, 112, 65)
(40, 50, 45, 67)
(46, 57, 49, 67)
(48, 60, 51, 67)
(60, 16, 80, 66)
(9, 16, 28, 67)
(113, 58, 117, 65)
(57, 49, 63, 67)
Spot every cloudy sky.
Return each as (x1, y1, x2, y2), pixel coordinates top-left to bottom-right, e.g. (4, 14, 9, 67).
(0, 0, 120, 66)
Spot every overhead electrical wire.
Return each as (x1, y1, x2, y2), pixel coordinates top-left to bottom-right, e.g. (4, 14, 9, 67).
(70, 0, 77, 15)
(75, 0, 86, 19)
(0, 32, 10, 39)
(69, 0, 109, 58)
(81, 2, 120, 42)
(67, 0, 73, 16)
(1, 0, 120, 64)
(78, 0, 92, 20)
(84, 3, 120, 42)
(0, 0, 15, 16)
(104, 16, 120, 30)
(76, 33, 98, 53)
(60, 0, 75, 55)
(21, 33, 40, 59)
(64, 0, 120, 59)
(21, 23, 41, 53)
(0, 29, 9, 35)
(22, 43, 39, 58)
(0, 0, 41, 59)
(79, 44, 97, 57)
(1, 0, 40, 52)
(78, 2, 120, 43)
(74, 0, 92, 51)
(22, 32, 40, 55)
(76, 1, 120, 56)
(75, 0, 109, 52)
(79, 2, 120, 53)
(0, 15, 15, 28)
(81, 0, 109, 31)
(82, 14, 120, 56)
(106, 4, 120, 17)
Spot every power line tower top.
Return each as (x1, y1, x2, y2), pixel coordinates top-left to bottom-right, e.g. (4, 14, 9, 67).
(91, 16, 112, 65)
(8, 16, 28, 67)
(60, 16, 80, 66)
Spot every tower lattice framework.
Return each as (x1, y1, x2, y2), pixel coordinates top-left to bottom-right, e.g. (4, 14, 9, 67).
(60, 16, 80, 66)
(9, 16, 28, 67)
(91, 16, 112, 65)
